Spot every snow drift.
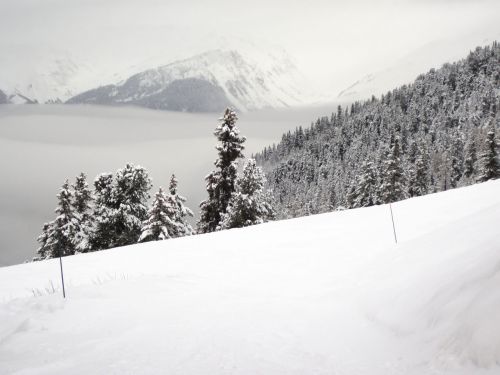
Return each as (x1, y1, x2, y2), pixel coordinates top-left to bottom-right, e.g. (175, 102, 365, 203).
(0, 180, 499, 374)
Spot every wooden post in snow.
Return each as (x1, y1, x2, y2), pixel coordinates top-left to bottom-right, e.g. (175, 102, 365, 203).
(59, 254, 66, 298)
(389, 203, 398, 244)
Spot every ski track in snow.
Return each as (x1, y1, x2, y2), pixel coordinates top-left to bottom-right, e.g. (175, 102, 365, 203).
(0, 180, 500, 374)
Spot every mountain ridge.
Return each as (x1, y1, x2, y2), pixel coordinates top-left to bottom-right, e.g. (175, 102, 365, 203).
(66, 48, 307, 112)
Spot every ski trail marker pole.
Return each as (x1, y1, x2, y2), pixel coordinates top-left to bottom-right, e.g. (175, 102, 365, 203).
(389, 203, 398, 244)
(59, 254, 66, 298)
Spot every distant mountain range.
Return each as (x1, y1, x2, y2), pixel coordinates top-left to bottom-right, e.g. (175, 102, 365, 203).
(67, 49, 307, 112)
(2, 32, 499, 112)
(0, 47, 310, 112)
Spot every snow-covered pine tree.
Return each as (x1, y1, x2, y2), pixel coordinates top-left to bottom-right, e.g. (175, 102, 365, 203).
(408, 146, 429, 197)
(168, 174, 194, 236)
(34, 222, 54, 260)
(463, 137, 477, 179)
(36, 180, 80, 259)
(90, 164, 152, 250)
(111, 164, 153, 247)
(198, 108, 246, 233)
(139, 187, 177, 242)
(89, 173, 115, 251)
(450, 136, 464, 188)
(72, 173, 93, 252)
(351, 161, 378, 208)
(197, 172, 218, 234)
(380, 137, 407, 204)
(476, 123, 500, 182)
(219, 159, 275, 229)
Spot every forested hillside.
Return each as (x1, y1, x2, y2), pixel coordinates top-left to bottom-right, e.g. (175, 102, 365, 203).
(255, 42, 500, 218)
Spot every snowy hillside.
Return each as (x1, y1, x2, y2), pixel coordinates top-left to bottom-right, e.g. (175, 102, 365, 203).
(0, 46, 101, 104)
(338, 33, 500, 101)
(67, 48, 308, 112)
(1, 180, 500, 374)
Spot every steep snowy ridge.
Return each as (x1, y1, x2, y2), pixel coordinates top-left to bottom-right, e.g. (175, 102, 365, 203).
(0, 47, 101, 104)
(338, 33, 500, 101)
(1, 180, 499, 374)
(67, 48, 308, 112)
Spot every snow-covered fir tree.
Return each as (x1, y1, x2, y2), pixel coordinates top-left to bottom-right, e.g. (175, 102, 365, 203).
(197, 172, 218, 234)
(380, 137, 407, 204)
(219, 159, 275, 229)
(168, 174, 194, 236)
(89, 173, 115, 251)
(198, 108, 246, 232)
(90, 164, 152, 250)
(351, 161, 378, 208)
(71, 173, 93, 252)
(110, 164, 152, 247)
(408, 146, 429, 197)
(476, 123, 500, 182)
(463, 138, 477, 179)
(34, 222, 54, 261)
(139, 187, 177, 242)
(36, 180, 80, 259)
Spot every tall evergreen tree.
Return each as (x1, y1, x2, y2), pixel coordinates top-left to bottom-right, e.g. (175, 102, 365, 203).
(89, 173, 115, 251)
(450, 136, 464, 188)
(35, 222, 54, 260)
(197, 172, 218, 234)
(90, 164, 152, 250)
(380, 137, 407, 203)
(36, 180, 80, 259)
(219, 159, 275, 229)
(463, 137, 477, 179)
(139, 187, 177, 242)
(408, 147, 429, 197)
(351, 161, 378, 208)
(168, 174, 194, 236)
(198, 108, 246, 232)
(476, 124, 500, 182)
(111, 164, 153, 247)
(72, 173, 93, 252)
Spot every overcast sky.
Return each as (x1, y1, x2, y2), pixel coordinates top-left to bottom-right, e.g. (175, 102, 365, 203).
(0, 0, 499, 92)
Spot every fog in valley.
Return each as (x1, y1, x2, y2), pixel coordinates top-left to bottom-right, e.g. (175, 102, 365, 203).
(0, 104, 339, 266)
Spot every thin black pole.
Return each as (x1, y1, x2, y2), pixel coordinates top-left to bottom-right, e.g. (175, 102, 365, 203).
(389, 203, 398, 244)
(59, 255, 66, 298)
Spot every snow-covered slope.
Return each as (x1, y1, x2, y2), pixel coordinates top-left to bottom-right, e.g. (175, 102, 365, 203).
(1, 180, 500, 374)
(338, 33, 500, 101)
(0, 46, 101, 104)
(67, 48, 308, 112)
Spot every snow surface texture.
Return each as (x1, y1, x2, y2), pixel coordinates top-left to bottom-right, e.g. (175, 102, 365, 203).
(1, 180, 500, 374)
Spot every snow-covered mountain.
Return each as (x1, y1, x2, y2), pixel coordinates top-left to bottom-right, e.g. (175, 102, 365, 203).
(0, 40, 311, 111)
(0, 46, 101, 104)
(67, 48, 308, 112)
(0, 89, 7, 104)
(338, 33, 500, 101)
(1, 180, 499, 374)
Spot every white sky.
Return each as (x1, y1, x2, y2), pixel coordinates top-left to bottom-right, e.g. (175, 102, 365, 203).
(0, 0, 499, 93)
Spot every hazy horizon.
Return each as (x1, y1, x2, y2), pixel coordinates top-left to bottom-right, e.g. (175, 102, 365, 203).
(1, 0, 499, 96)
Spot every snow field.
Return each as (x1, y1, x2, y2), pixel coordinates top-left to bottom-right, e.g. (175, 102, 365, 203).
(0, 180, 499, 374)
